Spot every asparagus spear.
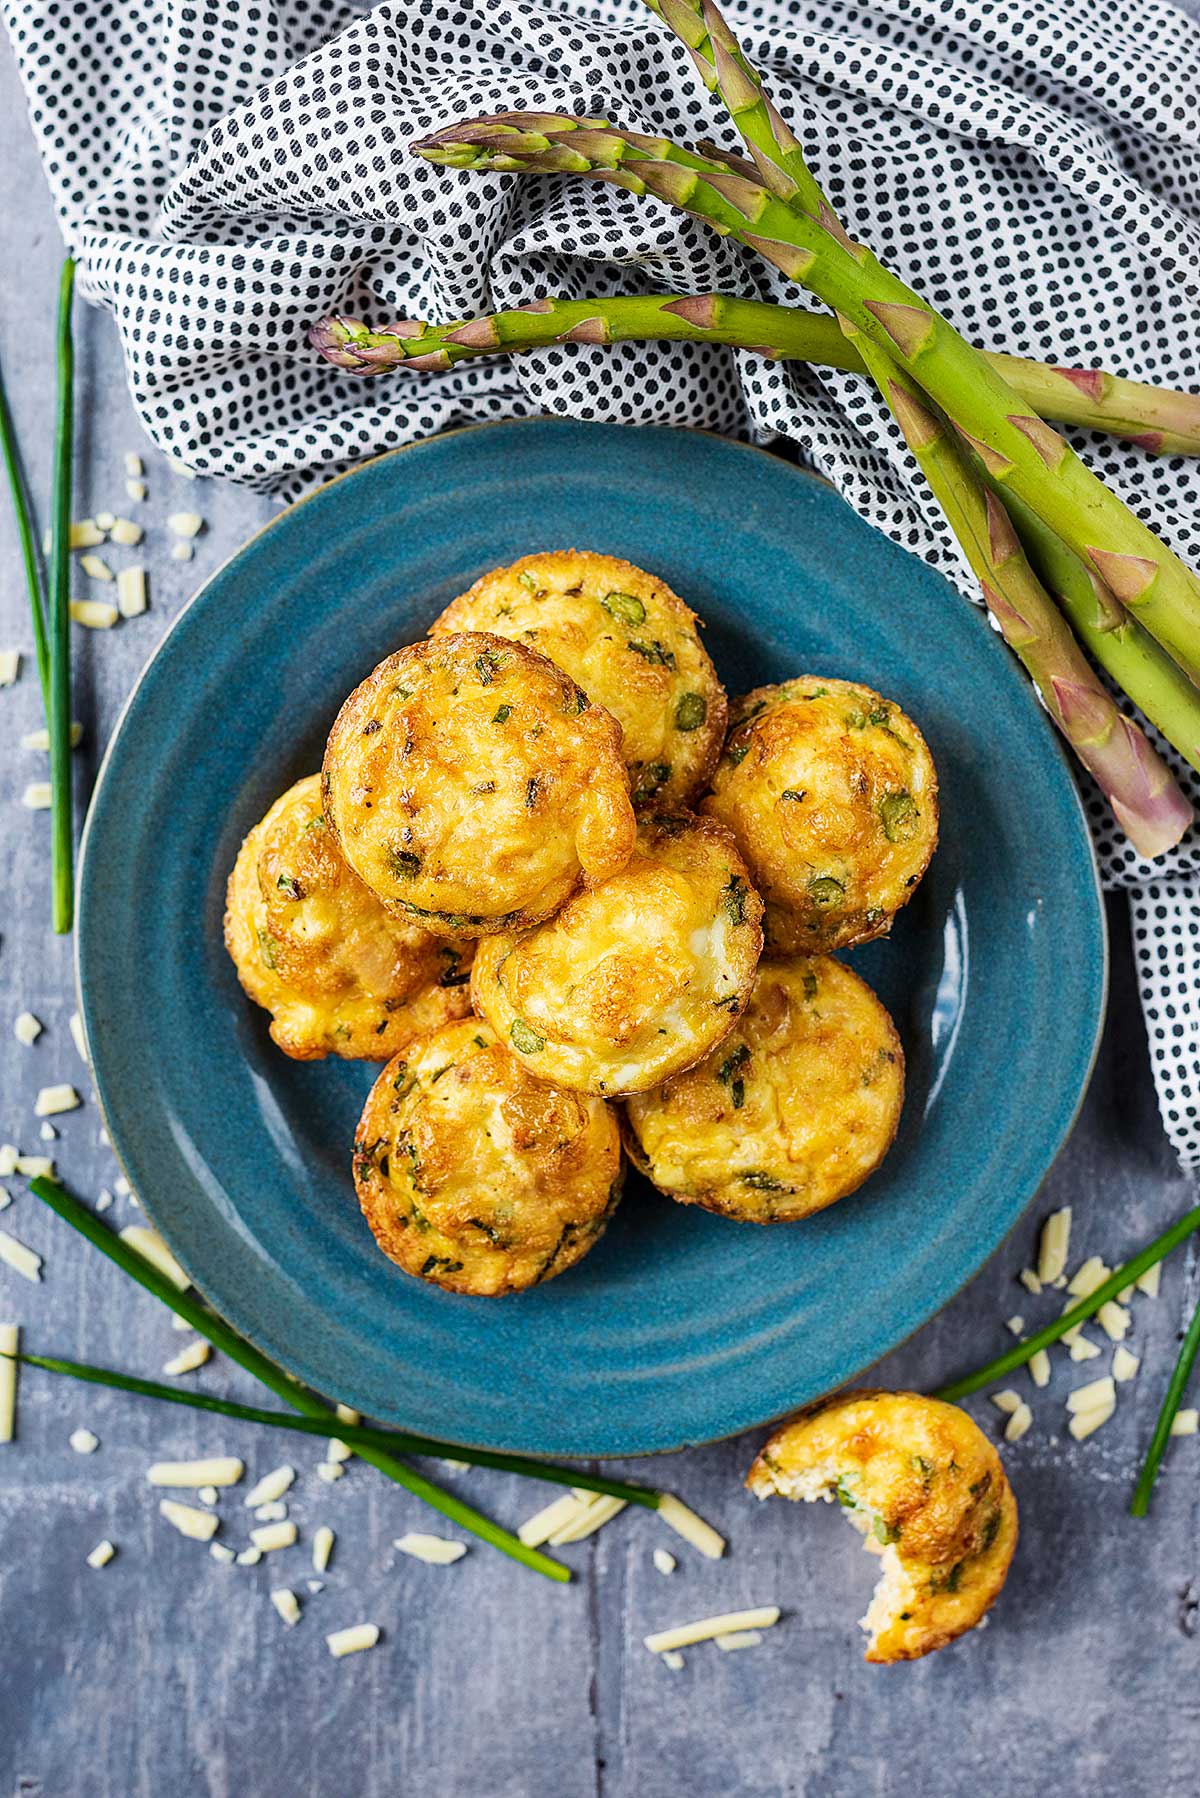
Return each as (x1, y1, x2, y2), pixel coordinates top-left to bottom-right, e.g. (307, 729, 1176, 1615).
(310, 300, 1200, 455)
(841, 318, 1191, 855)
(413, 115, 1200, 675)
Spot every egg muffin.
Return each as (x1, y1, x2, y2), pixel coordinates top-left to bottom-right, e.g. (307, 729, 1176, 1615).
(353, 1018, 623, 1295)
(703, 678, 938, 953)
(747, 1390, 1018, 1663)
(470, 813, 763, 1097)
(224, 774, 473, 1060)
(322, 632, 636, 938)
(624, 954, 902, 1221)
(431, 550, 727, 808)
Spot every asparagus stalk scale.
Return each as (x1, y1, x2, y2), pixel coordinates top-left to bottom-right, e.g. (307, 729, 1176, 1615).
(412, 113, 1200, 675)
(310, 299, 1200, 456)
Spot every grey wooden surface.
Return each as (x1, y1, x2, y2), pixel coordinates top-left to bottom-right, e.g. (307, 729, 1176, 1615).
(3, 30, 1200, 1798)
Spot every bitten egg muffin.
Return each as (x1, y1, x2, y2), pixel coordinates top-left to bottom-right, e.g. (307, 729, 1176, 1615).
(470, 813, 763, 1096)
(703, 678, 938, 953)
(624, 955, 903, 1221)
(353, 1018, 623, 1295)
(224, 774, 473, 1060)
(322, 632, 636, 938)
(747, 1390, 1018, 1662)
(431, 551, 728, 809)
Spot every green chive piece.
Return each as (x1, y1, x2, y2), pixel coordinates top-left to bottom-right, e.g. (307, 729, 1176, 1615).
(510, 1018, 546, 1055)
(601, 590, 646, 625)
(674, 693, 707, 731)
(1131, 1286, 1200, 1517)
(935, 1203, 1200, 1403)
(25, 1177, 572, 1580)
(49, 258, 76, 935)
(0, 345, 51, 699)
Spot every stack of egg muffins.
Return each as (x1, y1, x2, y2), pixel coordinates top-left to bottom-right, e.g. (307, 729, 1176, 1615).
(225, 551, 938, 1297)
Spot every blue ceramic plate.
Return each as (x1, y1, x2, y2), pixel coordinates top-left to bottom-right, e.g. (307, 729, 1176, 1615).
(78, 420, 1106, 1458)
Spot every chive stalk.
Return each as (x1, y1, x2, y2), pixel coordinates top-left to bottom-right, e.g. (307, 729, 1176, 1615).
(28, 1177, 569, 1579)
(2, 1341, 657, 1507)
(1130, 1286, 1200, 1517)
(935, 1203, 1200, 1402)
(0, 358, 51, 697)
(49, 259, 76, 935)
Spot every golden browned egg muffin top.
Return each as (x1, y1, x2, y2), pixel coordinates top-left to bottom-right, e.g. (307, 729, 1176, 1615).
(703, 678, 938, 953)
(353, 1018, 623, 1296)
(322, 632, 637, 938)
(747, 1390, 1018, 1662)
(470, 812, 763, 1096)
(224, 774, 473, 1060)
(431, 550, 728, 808)
(624, 954, 903, 1221)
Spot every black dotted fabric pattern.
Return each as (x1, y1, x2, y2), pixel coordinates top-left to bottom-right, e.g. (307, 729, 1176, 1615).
(5, 0, 1200, 1156)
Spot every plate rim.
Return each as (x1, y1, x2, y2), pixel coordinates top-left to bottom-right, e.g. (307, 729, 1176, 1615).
(76, 418, 1109, 1459)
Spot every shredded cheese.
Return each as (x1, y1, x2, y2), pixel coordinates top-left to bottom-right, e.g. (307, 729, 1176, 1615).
(34, 1084, 80, 1117)
(0, 649, 20, 686)
(312, 1526, 334, 1573)
(162, 1339, 211, 1376)
(990, 1389, 1022, 1415)
(69, 599, 119, 629)
(116, 566, 147, 617)
(94, 513, 116, 532)
(1136, 1263, 1162, 1299)
(1028, 1348, 1052, 1388)
(209, 1543, 236, 1564)
(147, 1456, 244, 1487)
(119, 1226, 189, 1290)
(1004, 1403, 1033, 1443)
(14, 1155, 54, 1179)
(656, 1494, 726, 1560)
(653, 1548, 677, 1576)
(1112, 1346, 1140, 1383)
(124, 450, 144, 477)
(0, 1147, 16, 1177)
(1068, 1334, 1102, 1362)
(326, 1437, 352, 1464)
(14, 1013, 42, 1046)
(70, 1428, 99, 1455)
(69, 519, 105, 548)
(87, 1540, 116, 1569)
(271, 1588, 302, 1627)
(125, 477, 147, 502)
(168, 511, 203, 539)
(660, 1650, 685, 1671)
(39, 1123, 57, 1143)
(1096, 1300, 1131, 1342)
(255, 1501, 288, 1523)
(109, 518, 143, 547)
(550, 1495, 627, 1544)
(326, 1624, 380, 1659)
(644, 1607, 780, 1655)
(21, 723, 82, 751)
(80, 553, 115, 582)
(1170, 1410, 1198, 1437)
(250, 1521, 298, 1552)
(236, 1546, 262, 1565)
(1067, 1256, 1111, 1299)
(0, 1323, 18, 1443)
(714, 1630, 763, 1651)
(1018, 1268, 1042, 1296)
(244, 1465, 295, 1507)
(1068, 1403, 1114, 1442)
(167, 456, 197, 478)
(335, 1403, 361, 1426)
(159, 1498, 220, 1541)
(198, 1486, 219, 1506)
(1066, 1376, 1116, 1414)
(317, 1461, 344, 1483)
(170, 541, 194, 563)
(22, 782, 52, 809)
(1037, 1208, 1072, 1285)
(519, 1492, 587, 1547)
(1005, 1315, 1025, 1336)
(393, 1533, 468, 1565)
(0, 1230, 42, 1282)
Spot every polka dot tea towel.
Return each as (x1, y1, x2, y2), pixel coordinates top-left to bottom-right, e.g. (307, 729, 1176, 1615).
(4, 0, 1200, 1159)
